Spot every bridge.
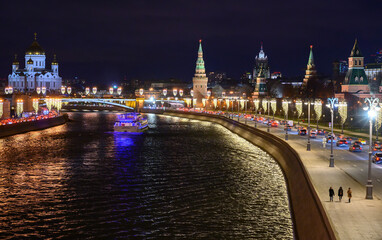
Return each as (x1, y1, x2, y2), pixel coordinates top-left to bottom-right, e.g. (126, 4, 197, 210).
(61, 98, 137, 110)
(40, 98, 187, 111)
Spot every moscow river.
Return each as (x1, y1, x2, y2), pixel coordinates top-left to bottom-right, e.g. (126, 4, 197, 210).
(0, 112, 293, 239)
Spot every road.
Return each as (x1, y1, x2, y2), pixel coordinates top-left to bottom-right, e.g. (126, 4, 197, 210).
(236, 116, 382, 200)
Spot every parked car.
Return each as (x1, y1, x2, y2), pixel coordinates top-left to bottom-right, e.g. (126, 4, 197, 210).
(344, 137, 353, 142)
(349, 143, 363, 152)
(310, 132, 317, 138)
(372, 153, 382, 164)
(284, 125, 292, 131)
(336, 139, 349, 147)
(298, 129, 307, 135)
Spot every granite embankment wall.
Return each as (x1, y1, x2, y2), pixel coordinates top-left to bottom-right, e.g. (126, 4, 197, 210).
(0, 115, 68, 138)
(164, 111, 336, 240)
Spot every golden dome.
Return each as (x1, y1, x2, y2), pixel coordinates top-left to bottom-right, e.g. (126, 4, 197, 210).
(25, 33, 45, 55)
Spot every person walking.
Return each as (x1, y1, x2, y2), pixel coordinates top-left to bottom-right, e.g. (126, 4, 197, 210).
(347, 187, 352, 203)
(338, 187, 343, 202)
(322, 137, 327, 148)
(329, 187, 335, 202)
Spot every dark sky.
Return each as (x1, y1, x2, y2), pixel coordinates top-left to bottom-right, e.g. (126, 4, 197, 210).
(1, 0, 381, 85)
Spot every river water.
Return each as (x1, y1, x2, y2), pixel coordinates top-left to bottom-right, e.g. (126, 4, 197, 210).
(0, 112, 293, 239)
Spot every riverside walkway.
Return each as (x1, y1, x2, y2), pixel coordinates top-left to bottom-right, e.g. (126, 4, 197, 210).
(232, 116, 382, 240)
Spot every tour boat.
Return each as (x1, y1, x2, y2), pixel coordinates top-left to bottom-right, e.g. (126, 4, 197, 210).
(114, 113, 148, 133)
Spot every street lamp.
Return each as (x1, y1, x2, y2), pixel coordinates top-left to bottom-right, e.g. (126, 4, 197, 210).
(282, 99, 291, 140)
(363, 97, 380, 199)
(254, 99, 260, 128)
(305, 100, 314, 151)
(326, 97, 338, 167)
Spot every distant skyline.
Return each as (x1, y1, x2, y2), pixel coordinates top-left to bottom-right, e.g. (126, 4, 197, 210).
(1, 0, 382, 84)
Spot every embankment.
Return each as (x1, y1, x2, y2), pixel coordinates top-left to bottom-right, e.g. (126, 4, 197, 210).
(164, 110, 336, 240)
(0, 115, 68, 138)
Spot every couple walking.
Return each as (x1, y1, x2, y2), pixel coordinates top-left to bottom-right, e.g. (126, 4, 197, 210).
(329, 187, 352, 202)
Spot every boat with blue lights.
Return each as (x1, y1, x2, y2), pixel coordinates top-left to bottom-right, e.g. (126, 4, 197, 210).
(114, 113, 148, 133)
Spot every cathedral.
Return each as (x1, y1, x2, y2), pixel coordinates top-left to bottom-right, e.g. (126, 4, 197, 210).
(8, 33, 62, 93)
(251, 43, 270, 86)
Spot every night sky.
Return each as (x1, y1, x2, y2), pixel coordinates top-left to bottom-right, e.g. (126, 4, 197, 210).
(1, 0, 382, 85)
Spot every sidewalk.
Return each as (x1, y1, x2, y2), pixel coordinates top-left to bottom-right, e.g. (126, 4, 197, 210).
(237, 117, 382, 240)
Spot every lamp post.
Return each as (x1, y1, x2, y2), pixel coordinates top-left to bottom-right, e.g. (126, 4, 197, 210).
(327, 97, 338, 167)
(363, 97, 380, 199)
(254, 99, 259, 128)
(282, 99, 290, 140)
(305, 100, 314, 151)
(265, 98, 270, 132)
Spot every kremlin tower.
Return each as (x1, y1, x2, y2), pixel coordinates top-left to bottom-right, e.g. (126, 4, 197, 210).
(341, 39, 369, 93)
(192, 40, 208, 107)
(302, 45, 317, 89)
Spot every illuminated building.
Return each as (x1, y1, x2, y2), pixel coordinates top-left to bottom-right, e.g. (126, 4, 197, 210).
(341, 39, 369, 93)
(253, 68, 267, 97)
(301, 45, 317, 89)
(192, 40, 208, 106)
(251, 43, 270, 86)
(271, 72, 282, 79)
(365, 63, 382, 82)
(8, 33, 62, 93)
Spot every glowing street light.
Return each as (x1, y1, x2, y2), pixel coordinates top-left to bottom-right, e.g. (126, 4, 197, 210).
(173, 89, 177, 97)
(305, 100, 314, 151)
(163, 88, 167, 97)
(253, 99, 260, 128)
(41, 86, 46, 95)
(33, 98, 39, 114)
(326, 97, 338, 167)
(139, 88, 144, 96)
(67, 87, 72, 95)
(93, 87, 97, 95)
(282, 99, 291, 140)
(16, 99, 23, 117)
(85, 87, 90, 95)
(109, 87, 114, 95)
(0, 99, 3, 118)
(117, 87, 122, 95)
(61, 86, 66, 95)
(179, 89, 183, 97)
(363, 97, 380, 199)
(207, 90, 211, 98)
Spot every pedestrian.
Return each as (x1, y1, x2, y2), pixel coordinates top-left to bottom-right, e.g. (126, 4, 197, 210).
(347, 188, 352, 203)
(322, 137, 327, 148)
(338, 187, 343, 202)
(329, 187, 335, 202)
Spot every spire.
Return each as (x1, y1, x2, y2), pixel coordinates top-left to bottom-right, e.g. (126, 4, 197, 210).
(257, 42, 266, 59)
(34, 32, 37, 41)
(195, 39, 206, 74)
(307, 45, 315, 67)
(350, 38, 363, 57)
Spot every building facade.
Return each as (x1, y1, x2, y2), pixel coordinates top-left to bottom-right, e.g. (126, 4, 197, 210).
(192, 40, 208, 106)
(8, 33, 62, 93)
(251, 43, 270, 86)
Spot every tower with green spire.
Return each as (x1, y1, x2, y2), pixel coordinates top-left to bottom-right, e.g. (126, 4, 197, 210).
(341, 39, 369, 93)
(302, 45, 317, 89)
(253, 68, 267, 97)
(192, 39, 208, 106)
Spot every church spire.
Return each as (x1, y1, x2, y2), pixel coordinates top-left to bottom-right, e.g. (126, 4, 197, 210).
(307, 45, 315, 68)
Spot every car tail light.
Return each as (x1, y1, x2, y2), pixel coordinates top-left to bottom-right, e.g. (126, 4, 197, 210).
(353, 147, 355, 150)
(377, 157, 380, 160)
(374, 148, 377, 151)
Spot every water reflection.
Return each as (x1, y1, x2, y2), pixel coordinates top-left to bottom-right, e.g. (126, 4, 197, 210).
(0, 112, 293, 239)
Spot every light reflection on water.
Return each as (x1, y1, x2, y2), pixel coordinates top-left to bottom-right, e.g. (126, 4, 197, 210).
(0, 112, 293, 239)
